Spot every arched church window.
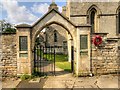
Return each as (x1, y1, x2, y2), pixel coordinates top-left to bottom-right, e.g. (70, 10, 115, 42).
(90, 9, 97, 33)
(118, 10, 120, 33)
(54, 31, 57, 42)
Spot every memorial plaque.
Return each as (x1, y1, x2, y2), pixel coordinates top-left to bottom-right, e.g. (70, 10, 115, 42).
(80, 35, 88, 49)
(19, 36, 28, 51)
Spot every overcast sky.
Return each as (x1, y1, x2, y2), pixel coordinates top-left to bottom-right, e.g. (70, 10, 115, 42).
(0, 0, 66, 25)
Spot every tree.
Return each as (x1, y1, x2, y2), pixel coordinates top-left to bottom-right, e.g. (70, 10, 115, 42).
(4, 28, 16, 33)
(0, 20, 16, 33)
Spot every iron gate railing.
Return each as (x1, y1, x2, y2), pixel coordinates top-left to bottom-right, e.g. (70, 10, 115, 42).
(34, 45, 55, 76)
(34, 44, 74, 76)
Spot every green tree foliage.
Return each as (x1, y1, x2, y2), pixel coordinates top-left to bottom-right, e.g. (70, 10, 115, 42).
(0, 20, 16, 33)
(4, 28, 16, 33)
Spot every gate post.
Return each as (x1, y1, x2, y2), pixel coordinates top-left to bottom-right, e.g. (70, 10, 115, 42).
(77, 25, 91, 76)
(16, 24, 32, 75)
(67, 34, 72, 62)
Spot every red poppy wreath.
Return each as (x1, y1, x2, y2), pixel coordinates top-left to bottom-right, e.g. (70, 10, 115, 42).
(93, 35, 102, 46)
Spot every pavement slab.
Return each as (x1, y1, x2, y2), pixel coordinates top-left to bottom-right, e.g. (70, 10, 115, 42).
(1, 66, 119, 89)
(2, 78, 21, 89)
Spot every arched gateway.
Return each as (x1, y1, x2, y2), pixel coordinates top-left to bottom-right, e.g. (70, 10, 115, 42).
(16, 3, 91, 76)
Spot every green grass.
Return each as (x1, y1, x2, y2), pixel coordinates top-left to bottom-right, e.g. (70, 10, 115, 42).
(48, 54, 71, 72)
(52, 54, 71, 72)
(36, 49, 71, 72)
(56, 61, 71, 72)
(53, 54, 68, 62)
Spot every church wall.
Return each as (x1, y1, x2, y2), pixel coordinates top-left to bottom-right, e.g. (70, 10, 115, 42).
(69, 2, 118, 15)
(41, 24, 68, 54)
(70, 17, 87, 25)
(46, 24, 68, 47)
(68, 2, 118, 38)
(99, 16, 117, 38)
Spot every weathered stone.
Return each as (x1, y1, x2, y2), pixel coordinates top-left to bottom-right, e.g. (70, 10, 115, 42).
(0, 34, 17, 76)
(92, 36, 119, 74)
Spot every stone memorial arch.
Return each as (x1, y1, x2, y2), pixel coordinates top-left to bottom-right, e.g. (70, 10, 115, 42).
(16, 3, 91, 76)
(16, 9, 75, 75)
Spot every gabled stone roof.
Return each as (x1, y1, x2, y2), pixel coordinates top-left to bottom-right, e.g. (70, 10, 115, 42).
(32, 9, 76, 27)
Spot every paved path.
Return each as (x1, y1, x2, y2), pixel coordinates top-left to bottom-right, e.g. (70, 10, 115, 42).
(43, 67, 119, 89)
(2, 78, 21, 89)
(2, 66, 119, 89)
(16, 78, 45, 89)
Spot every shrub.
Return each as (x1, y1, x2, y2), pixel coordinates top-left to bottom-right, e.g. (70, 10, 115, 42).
(20, 74, 31, 80)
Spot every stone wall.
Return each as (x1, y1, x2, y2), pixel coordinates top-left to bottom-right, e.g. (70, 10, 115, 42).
(0, 33, 17, 77)
(92, 34, 119, 75)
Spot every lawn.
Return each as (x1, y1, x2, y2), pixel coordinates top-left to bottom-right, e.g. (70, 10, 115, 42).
(44, 54, 71, 72)
(54, 54, 71, 72)
(36, 50, 71, 72)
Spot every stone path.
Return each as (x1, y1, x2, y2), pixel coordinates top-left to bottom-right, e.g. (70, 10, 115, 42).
(2, 78, 21, 89)
(2, 66, 119, 89)
(43, 67, 119, 89)
(16, 78, 45, 89)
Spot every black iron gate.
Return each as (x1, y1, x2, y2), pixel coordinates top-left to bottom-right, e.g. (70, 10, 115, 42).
(34, 44, 55, 76)
(34, 44, 74, 76)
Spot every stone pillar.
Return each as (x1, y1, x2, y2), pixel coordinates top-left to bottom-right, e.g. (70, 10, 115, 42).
(78, 26, 91, 76)
(75, 28, 80, 75)
(67, 34, 72, 62)
(75, 25, 91, 76)
(16, 24, 32, 75)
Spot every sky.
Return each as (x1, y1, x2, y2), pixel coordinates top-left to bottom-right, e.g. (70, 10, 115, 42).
(1, 0, 118, 25)
(0, 0, 66, 25)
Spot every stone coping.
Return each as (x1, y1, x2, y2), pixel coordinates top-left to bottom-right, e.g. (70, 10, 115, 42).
(92, 33, 108, 35)
(107, 38, 120, 41)
(15, 24, 32, 28)
(76, 24, 91, 27)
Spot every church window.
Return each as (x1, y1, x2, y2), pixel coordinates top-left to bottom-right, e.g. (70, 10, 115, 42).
(118, 11, 120, 33)
(54, 31, 57, 42)
(90, 9, 97, 33)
